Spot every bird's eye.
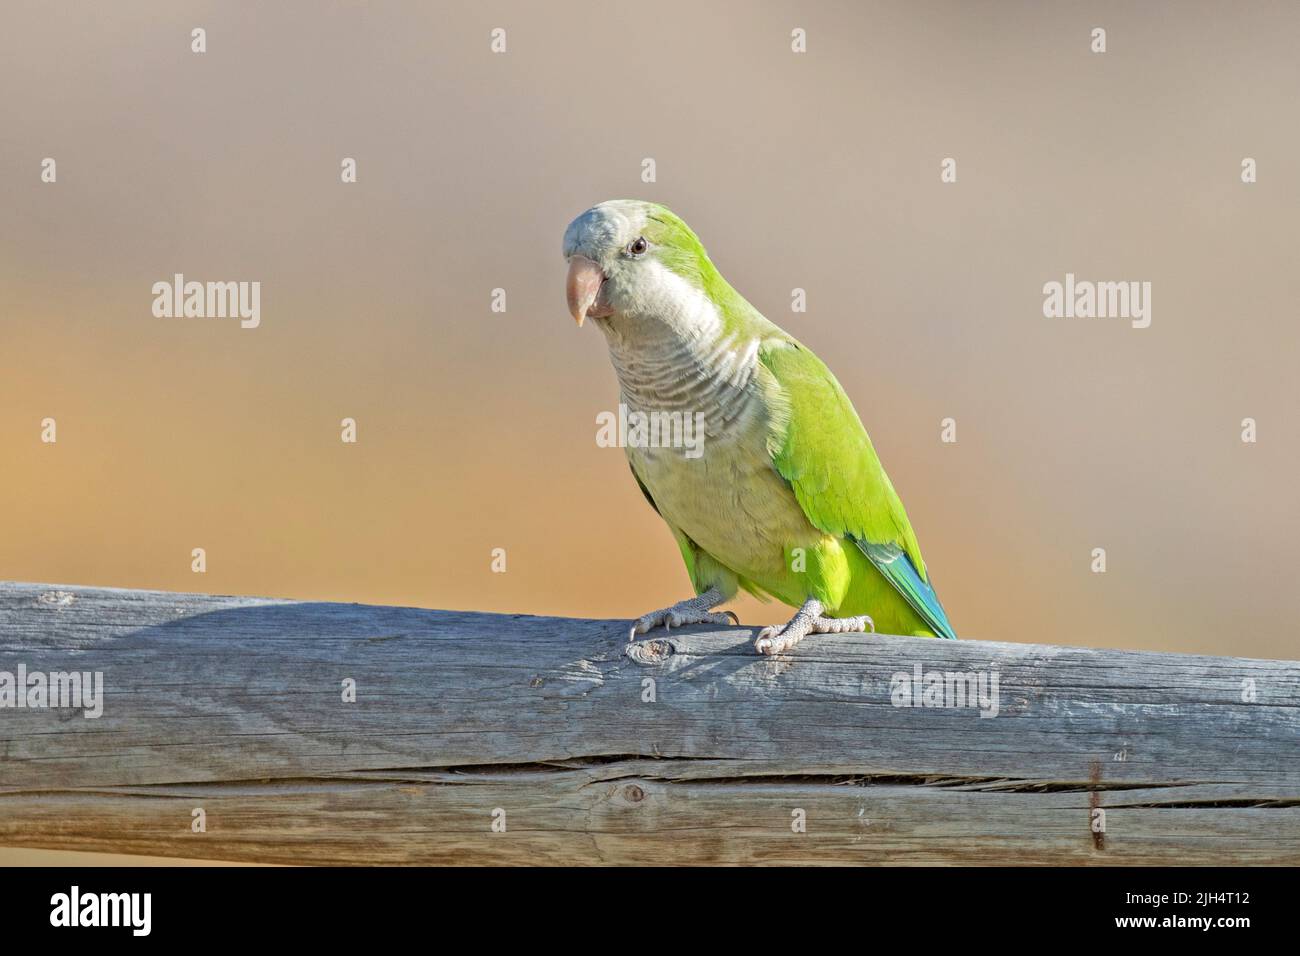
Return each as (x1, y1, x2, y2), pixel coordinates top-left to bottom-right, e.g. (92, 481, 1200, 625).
(626, 237, 648, 257)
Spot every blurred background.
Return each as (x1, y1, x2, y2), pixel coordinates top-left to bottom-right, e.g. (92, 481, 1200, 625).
(2, 0, 1298, 861)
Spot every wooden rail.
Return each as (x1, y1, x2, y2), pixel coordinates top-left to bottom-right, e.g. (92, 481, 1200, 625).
(0, 581, 1297, 865)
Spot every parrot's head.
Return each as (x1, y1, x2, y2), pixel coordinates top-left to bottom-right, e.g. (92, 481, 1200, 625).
(562, 200, 730, 338)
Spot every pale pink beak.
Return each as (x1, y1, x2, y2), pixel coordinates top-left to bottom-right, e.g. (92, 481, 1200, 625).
(566, 255, 609, 327)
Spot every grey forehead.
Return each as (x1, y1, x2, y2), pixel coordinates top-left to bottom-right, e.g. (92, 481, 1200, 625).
(562, 203, 643, 257)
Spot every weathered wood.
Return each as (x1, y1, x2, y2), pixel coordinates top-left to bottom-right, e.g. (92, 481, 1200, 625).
(0, 581, 1296, 865)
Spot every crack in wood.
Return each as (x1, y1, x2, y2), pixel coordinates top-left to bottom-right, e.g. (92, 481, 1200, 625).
(3, 581, 1298, 864)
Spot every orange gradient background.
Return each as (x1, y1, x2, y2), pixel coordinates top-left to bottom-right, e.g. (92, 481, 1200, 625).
(2, 1, 1297, 861)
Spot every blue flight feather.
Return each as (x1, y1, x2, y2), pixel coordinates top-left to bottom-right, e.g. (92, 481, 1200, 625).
(854, 540, 957, 640)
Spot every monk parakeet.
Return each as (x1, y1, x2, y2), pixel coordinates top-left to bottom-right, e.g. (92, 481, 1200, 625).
(563, 200, 956, 654)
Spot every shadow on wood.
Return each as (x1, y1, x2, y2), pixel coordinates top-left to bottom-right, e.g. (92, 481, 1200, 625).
(1, 581, 1297, 865)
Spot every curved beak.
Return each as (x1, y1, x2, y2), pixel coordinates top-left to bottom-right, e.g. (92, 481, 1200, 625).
(566, 255, 606, 327)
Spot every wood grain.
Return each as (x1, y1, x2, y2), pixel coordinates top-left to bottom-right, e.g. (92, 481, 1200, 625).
(1, 581, 1296, 864)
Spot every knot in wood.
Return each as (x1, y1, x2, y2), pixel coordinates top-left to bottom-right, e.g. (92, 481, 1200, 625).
(625, 638, 674, 665)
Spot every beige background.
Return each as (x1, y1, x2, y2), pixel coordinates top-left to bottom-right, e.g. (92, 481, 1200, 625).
(2, 1, 1297, 863)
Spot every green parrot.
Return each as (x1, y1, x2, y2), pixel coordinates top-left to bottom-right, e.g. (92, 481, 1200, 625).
(563, 200, 956, 655)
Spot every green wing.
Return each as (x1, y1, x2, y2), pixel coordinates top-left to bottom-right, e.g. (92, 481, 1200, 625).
(759, 338, 956, 639)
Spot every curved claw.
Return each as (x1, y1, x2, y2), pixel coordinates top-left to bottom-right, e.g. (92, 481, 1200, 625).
(627, 595, 734, 644)
(754, 625, 782, 656)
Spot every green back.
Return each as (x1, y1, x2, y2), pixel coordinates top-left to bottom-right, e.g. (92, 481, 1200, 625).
(759, 339, 956, 639)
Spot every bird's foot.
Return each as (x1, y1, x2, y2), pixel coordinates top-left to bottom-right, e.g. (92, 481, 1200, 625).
(754, 599, 874, 655)
(813, 614, 875, 634)
(628, 586, 738, 641)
